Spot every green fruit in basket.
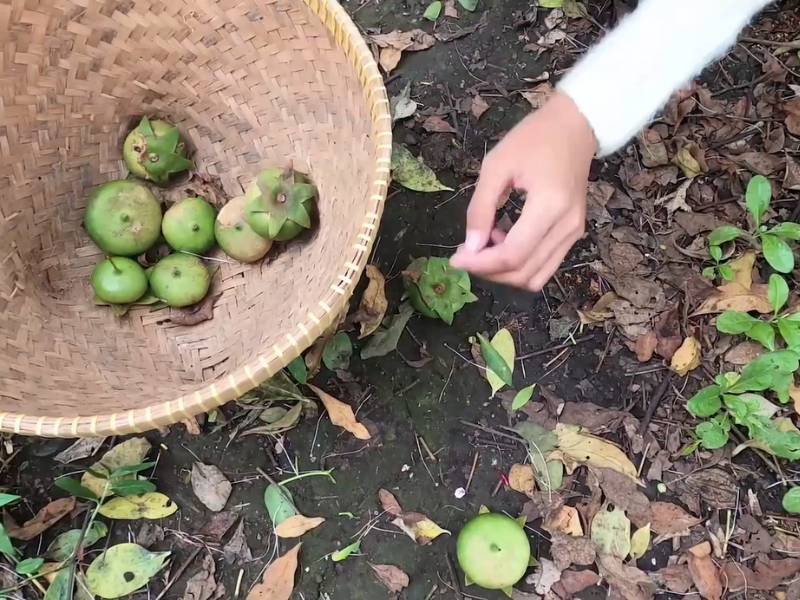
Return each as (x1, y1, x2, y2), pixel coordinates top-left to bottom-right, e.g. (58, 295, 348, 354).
(148, 254, 211, 308)
(215, 196, 272, 262)
(162, 196, 217, 254)
(244, 168, 316, 242)
(123, 116, 193, 184)
(91, 257, 148, 305)
(85, 180, 162, 256)
(456, 513, 530, 590)
(402, 257, 477, 324)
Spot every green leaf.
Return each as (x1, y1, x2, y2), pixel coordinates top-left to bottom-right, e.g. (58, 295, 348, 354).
(86, 543, 170, 599)
(696, 420, 729, 450)
(746, 322, 776, 351)
(730, 350, 799, 393)
(590, 505, 631, 559)
(322, 332, 353, 371)
(110, 479, 157, 497)
(478, 331, 514, 394)
(716, 311, 758, 334)
(708, 245, 723, 262)
(286, 357, 308, 385)
(46, 522, 109, 562)
(746, 174, 772, 226)
(762, 234, 795, 273)
(769, 274, 789, 314)
(331, 539, 361, 562)
(423, 0, 442, 20)
(110, 462, 156, 479)
(783, 488, 800, 514)
(538, 0, 563, 6)
(264, 483, 297, 527)
(769, 222, 800, 241)
(0, 494, 19, 509)
(55, 477, 100, 503)
(82, 437, 151, 498)
(0, 524, 16, 560)
(15, 557, 44, 576)
(43, 567, 71, 600)
(254, 371, 305, 403)
(753, 420, 800, 460)
(778, 317, 800, 349)
(718, 264, 734, 281)
(511, 384, 536, 411)
(686, 386, 722, 418)
(391, 144, 453, 192)
(702, 266, 717, 280)
(361, 303, 414, 360)
(514, 422, 561, 491)
(708, 226, 743, 246)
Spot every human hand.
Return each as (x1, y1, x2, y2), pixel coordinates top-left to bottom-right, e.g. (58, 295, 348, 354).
(449, 91, 597, 291)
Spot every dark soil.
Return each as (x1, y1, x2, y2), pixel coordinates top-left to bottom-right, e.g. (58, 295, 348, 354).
(6, 1, 800, 599)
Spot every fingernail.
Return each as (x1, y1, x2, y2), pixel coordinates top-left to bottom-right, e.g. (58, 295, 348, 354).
(464, 230, 483, 253)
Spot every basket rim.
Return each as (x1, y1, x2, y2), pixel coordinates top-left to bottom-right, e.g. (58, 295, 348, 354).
(0, 0, 392, 437)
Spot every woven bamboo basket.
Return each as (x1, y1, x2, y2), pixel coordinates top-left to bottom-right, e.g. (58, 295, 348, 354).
(0, 0, 391, 437)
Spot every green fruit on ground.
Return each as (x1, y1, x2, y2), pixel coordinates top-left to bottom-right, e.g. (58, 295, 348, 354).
(91, 257, 148, 304)
(456, 513, 530, 590)
(403, 257, 477, 324)
(215, 196, 272, 262)
(85, 180, 162, 256)
(148, 254, 211, 308)
(244, 168, 316, 241)
(123, 116, 193, 184)
(162, 196, 217, 254)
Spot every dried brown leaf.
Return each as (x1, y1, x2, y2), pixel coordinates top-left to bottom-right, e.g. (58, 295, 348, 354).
(550, 533, 595, 570)
(222, 519, 253, 564)
(390, 512, 450, 545)
(171, 293, 221, 326)
(308, 384, 371, 440)
(246, 543, 301, 600)
(355, 265, 388, 339)
(596, 554, 656, 600)
(654, 308, 683, 359)
(471, 94, 490, 119)
(543, 506, 584, 537)
(650, 564, 693, 594)
(8, 497, 76, 541)
(692, 282, 772, 315)
(371, 30, 435, 72)
(785, 97, 800, 136)
(556, 569, 600, 597)
(650, 502, 701, 537)
(192, 462, 232, 512)
(726, 341, 764, 365)
(687, 543, 721, 600)
(595, 468, 651, 527)
(722, 557, 800, 591)
(520, 83, 554, 110)
(508, 464, 536, 497)
(785, 157, 800, 191)
(639, 129, 669, 167)
(274, 515, 325, 539)
(633, 331, 657, 362)
(422, 116, 456, 133)
(378, 489, 404, 516)
(729, 151, 785, 175)
(369, 564, 409, 593)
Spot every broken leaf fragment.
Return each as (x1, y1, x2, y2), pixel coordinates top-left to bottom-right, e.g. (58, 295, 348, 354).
(331, 540, 361, 562)
(86, 543, 170, 599)
(308, 384, 371, 440)
(391, 144, 453, 192)
(670, 336, 701, 376)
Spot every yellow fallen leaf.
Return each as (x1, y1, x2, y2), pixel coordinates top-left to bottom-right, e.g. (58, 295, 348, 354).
(674, 144, 704, 178)
(275, 515, 325, 539)
(355, 265, 388, 339)
(591, 504, 631, 559)
(391, 512, 450, 545)
(730, 251, 756, 290)
(82, 437, 151, 497)
(670, 337, 701, 376)
(554, 424, 638, 481)
(247, 543, 301, 600)
(98, 493, 178, 520)
(308, 384, 371, 440)
(543, 505, 583, 537)
(693, 282, 772, 315)
(578, 292, 619, 326)
(630, 523, 651, 559)
(508, 464, 535, 497)
(486, 328, 515, 397)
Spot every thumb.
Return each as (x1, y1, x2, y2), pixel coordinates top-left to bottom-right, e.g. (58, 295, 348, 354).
(462, 160, 510, 253)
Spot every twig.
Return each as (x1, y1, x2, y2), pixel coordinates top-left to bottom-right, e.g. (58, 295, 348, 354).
(740, 36, 800, 49)
(595, 327, 616, 374)
(438, 360, 455, 403)
(465, 452, 479, 493)
(444, 552, 465, 599)
(460, 420, 524, 444)
(516, 334, 595, 361)
(154, 546, 203, 600)
(639, 373, 673, 435)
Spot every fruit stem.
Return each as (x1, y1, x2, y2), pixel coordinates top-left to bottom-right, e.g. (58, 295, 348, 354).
(107, 257, 122, 274)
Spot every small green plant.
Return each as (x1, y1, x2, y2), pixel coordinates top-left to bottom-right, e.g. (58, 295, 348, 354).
(686, 350, 800, 458)
(715, 274, 798, 351)
(55, 461, 157, 502)
(706, 175, 800, 277)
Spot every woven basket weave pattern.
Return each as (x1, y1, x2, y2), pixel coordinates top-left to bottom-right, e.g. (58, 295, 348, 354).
(0, 0, 391, 436)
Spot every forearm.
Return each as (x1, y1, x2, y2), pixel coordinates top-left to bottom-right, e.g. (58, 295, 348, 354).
(557, 0, 773, 157)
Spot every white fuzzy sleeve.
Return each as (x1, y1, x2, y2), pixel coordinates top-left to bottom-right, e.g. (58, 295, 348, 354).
(557, 0, 773, 156)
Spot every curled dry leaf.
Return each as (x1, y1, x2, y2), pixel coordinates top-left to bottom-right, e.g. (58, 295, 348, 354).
(633, 330, 658, 362)
(192, 462, 232, 512)
(722, 557, 800, 591)
(308, 384, 371, 440)
(8, 497, 75, 541)
(556, 569, 600, 597)
(543, 506, 583, 537)
(354, 265, 388, 339)
(369, 564, 410, 593)
(650, 502, 701, 539)
(508, 464, 536, 497)
(246, 543, 301, 600)
(670, 336, 701, 376)
(54, 437, 107, 464)
(274, 515, 325, 539)
(692, 281, 772, 316)
(553, 424, 638, 481)
(391, 512, 450, 545)
(687, 542, 721, 600)
(520, 83, 554, 110)
(370, 29, 436, 72)
(378, 489, 404, 516)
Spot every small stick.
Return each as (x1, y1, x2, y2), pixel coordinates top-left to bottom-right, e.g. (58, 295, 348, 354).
(459, 420, 524, 444)
(444, 552, 465, 600)
(595, 327, 616, 374)
(516, 334, 595, 360)
(740, 36, 800, 49)
(418, 435, 438, 463)
(235, 568, 244, 597)
(465, 452, 479, 493)
(639, 373, 673, 435)
(154, 546, 203, 600)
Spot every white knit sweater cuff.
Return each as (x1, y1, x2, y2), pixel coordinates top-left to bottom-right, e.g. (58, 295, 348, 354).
(557, 0, 772, 157)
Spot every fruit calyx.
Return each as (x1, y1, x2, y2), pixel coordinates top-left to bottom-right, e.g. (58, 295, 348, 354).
(244, 167, 317, 242)
(402, 257, 478, 324)
(123, 116, 193, 184)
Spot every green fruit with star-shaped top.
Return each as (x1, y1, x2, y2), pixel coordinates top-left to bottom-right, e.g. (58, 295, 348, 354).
(91, 257, 149, 304)
(148, 253, 211, 308)
(456, 513, 530, 590)
(162, 196, 217, 254)
(123, 116, 193, 184)
(402, 257, 477, 324)
(215, 196, 273, 262)
(244, 168, 317, 242)
(85, 180, 162, 256)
